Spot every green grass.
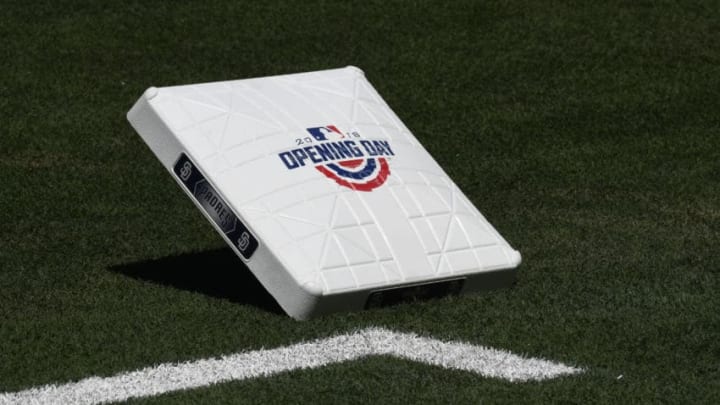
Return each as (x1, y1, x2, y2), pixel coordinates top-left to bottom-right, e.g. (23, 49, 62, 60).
(1, 0, 719, 403)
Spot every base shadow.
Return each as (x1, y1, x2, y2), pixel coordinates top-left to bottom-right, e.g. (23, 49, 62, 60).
(110, 248, 284, 315)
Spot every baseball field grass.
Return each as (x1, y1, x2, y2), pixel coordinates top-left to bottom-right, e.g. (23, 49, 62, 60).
(1, 1, 719, 403)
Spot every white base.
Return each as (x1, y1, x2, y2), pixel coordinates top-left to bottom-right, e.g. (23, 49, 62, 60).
(127, 66, 520, 319)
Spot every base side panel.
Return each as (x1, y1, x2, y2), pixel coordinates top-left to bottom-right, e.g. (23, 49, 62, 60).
(127, 89, 323, 321)
(310, 267, 517, 318)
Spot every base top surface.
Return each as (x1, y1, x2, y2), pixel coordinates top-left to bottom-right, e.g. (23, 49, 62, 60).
(130, 66, 520, 297)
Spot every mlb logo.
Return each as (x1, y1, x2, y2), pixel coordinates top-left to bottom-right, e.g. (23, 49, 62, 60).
(306, 125, 343, 141)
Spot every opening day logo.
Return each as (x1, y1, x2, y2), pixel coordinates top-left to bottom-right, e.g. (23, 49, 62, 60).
(278, 125, 394, 192)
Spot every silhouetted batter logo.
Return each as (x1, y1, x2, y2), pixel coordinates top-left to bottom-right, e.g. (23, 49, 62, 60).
(278, 125, 394, 192)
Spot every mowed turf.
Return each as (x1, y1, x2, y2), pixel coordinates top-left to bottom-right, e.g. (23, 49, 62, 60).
(1, 0, 719, 403)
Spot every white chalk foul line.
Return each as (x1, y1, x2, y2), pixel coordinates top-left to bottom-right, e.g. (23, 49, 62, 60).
(0, 328, 582, 405)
